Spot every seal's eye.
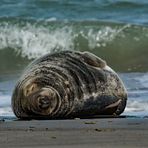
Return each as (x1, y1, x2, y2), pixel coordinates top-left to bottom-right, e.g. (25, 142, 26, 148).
(24, 83, 39, 97)
(38, 96, 50, 109)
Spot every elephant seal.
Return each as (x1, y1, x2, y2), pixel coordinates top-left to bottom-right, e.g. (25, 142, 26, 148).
(12, 51, 127, 119)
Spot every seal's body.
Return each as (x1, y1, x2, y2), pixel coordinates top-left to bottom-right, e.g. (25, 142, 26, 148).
(12, 51, 127, 119)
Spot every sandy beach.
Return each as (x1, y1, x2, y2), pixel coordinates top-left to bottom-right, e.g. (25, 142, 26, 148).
(0, 117, 148, 148)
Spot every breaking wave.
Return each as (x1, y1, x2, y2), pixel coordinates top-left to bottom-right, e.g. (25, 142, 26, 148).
(0, 18, 148, 73)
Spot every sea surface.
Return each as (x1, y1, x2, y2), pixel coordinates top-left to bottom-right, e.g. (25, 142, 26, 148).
(0, 0, 148, 118)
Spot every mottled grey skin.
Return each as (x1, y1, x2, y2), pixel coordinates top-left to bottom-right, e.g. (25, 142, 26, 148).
(12, 51, 127, 119)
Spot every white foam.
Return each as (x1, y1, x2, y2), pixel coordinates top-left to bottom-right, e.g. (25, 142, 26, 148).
(0, 22, 130, 59)
(0, 23, 74, 59)
(45, 17, 57, 22)
(0, 95, 11, 107)
(135, 73, 148, 88)
(124, 100, 148, 116)
(81, 25, 130, 49)
(0, 107, 14, 116)
(0, 95, 14, 116)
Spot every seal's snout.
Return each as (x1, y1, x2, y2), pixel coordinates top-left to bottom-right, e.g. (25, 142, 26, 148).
(38, 96, 50, 109)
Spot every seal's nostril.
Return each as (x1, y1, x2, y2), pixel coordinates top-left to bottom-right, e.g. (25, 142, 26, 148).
(39, 96, 50, 109)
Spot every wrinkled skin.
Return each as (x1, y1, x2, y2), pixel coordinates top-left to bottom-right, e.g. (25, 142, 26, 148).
(12, 51, 127, 119)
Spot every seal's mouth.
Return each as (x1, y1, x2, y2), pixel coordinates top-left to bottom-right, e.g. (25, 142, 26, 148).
(38, 96, 51, 109)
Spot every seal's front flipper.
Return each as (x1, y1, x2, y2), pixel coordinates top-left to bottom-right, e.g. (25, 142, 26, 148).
(114, 98, 127, 115)
(81, 52, 106, 69)
(102, 98, 127, 116)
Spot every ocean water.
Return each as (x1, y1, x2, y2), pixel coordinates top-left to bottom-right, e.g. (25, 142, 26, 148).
(0, 0, 148, 118)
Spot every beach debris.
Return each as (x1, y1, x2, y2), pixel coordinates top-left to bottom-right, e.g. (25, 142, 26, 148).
(27, 126, 35, 131)
(51, 136, 56, 139)
(74, 118, 80, 120)
(0, 119, 5, 122)
(45, 128, 49, 131)
(84, 121, 96, 124)
(95, 128, 115, 132)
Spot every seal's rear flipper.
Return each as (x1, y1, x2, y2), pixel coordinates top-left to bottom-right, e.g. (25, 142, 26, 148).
(81, 52, 106, 69)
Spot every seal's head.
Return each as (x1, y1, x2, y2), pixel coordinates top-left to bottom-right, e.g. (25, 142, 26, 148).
(27, 87, 60, 115)
(13, 78, 61, 119)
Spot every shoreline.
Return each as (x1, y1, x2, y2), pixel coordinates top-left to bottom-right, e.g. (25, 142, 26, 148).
(0, 117, 148, 148)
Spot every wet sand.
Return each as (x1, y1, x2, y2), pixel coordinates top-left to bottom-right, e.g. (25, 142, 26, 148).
(0, 117, 148, 148)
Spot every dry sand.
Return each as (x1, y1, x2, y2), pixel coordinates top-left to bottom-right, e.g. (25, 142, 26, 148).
(0, 117, 148, 148)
